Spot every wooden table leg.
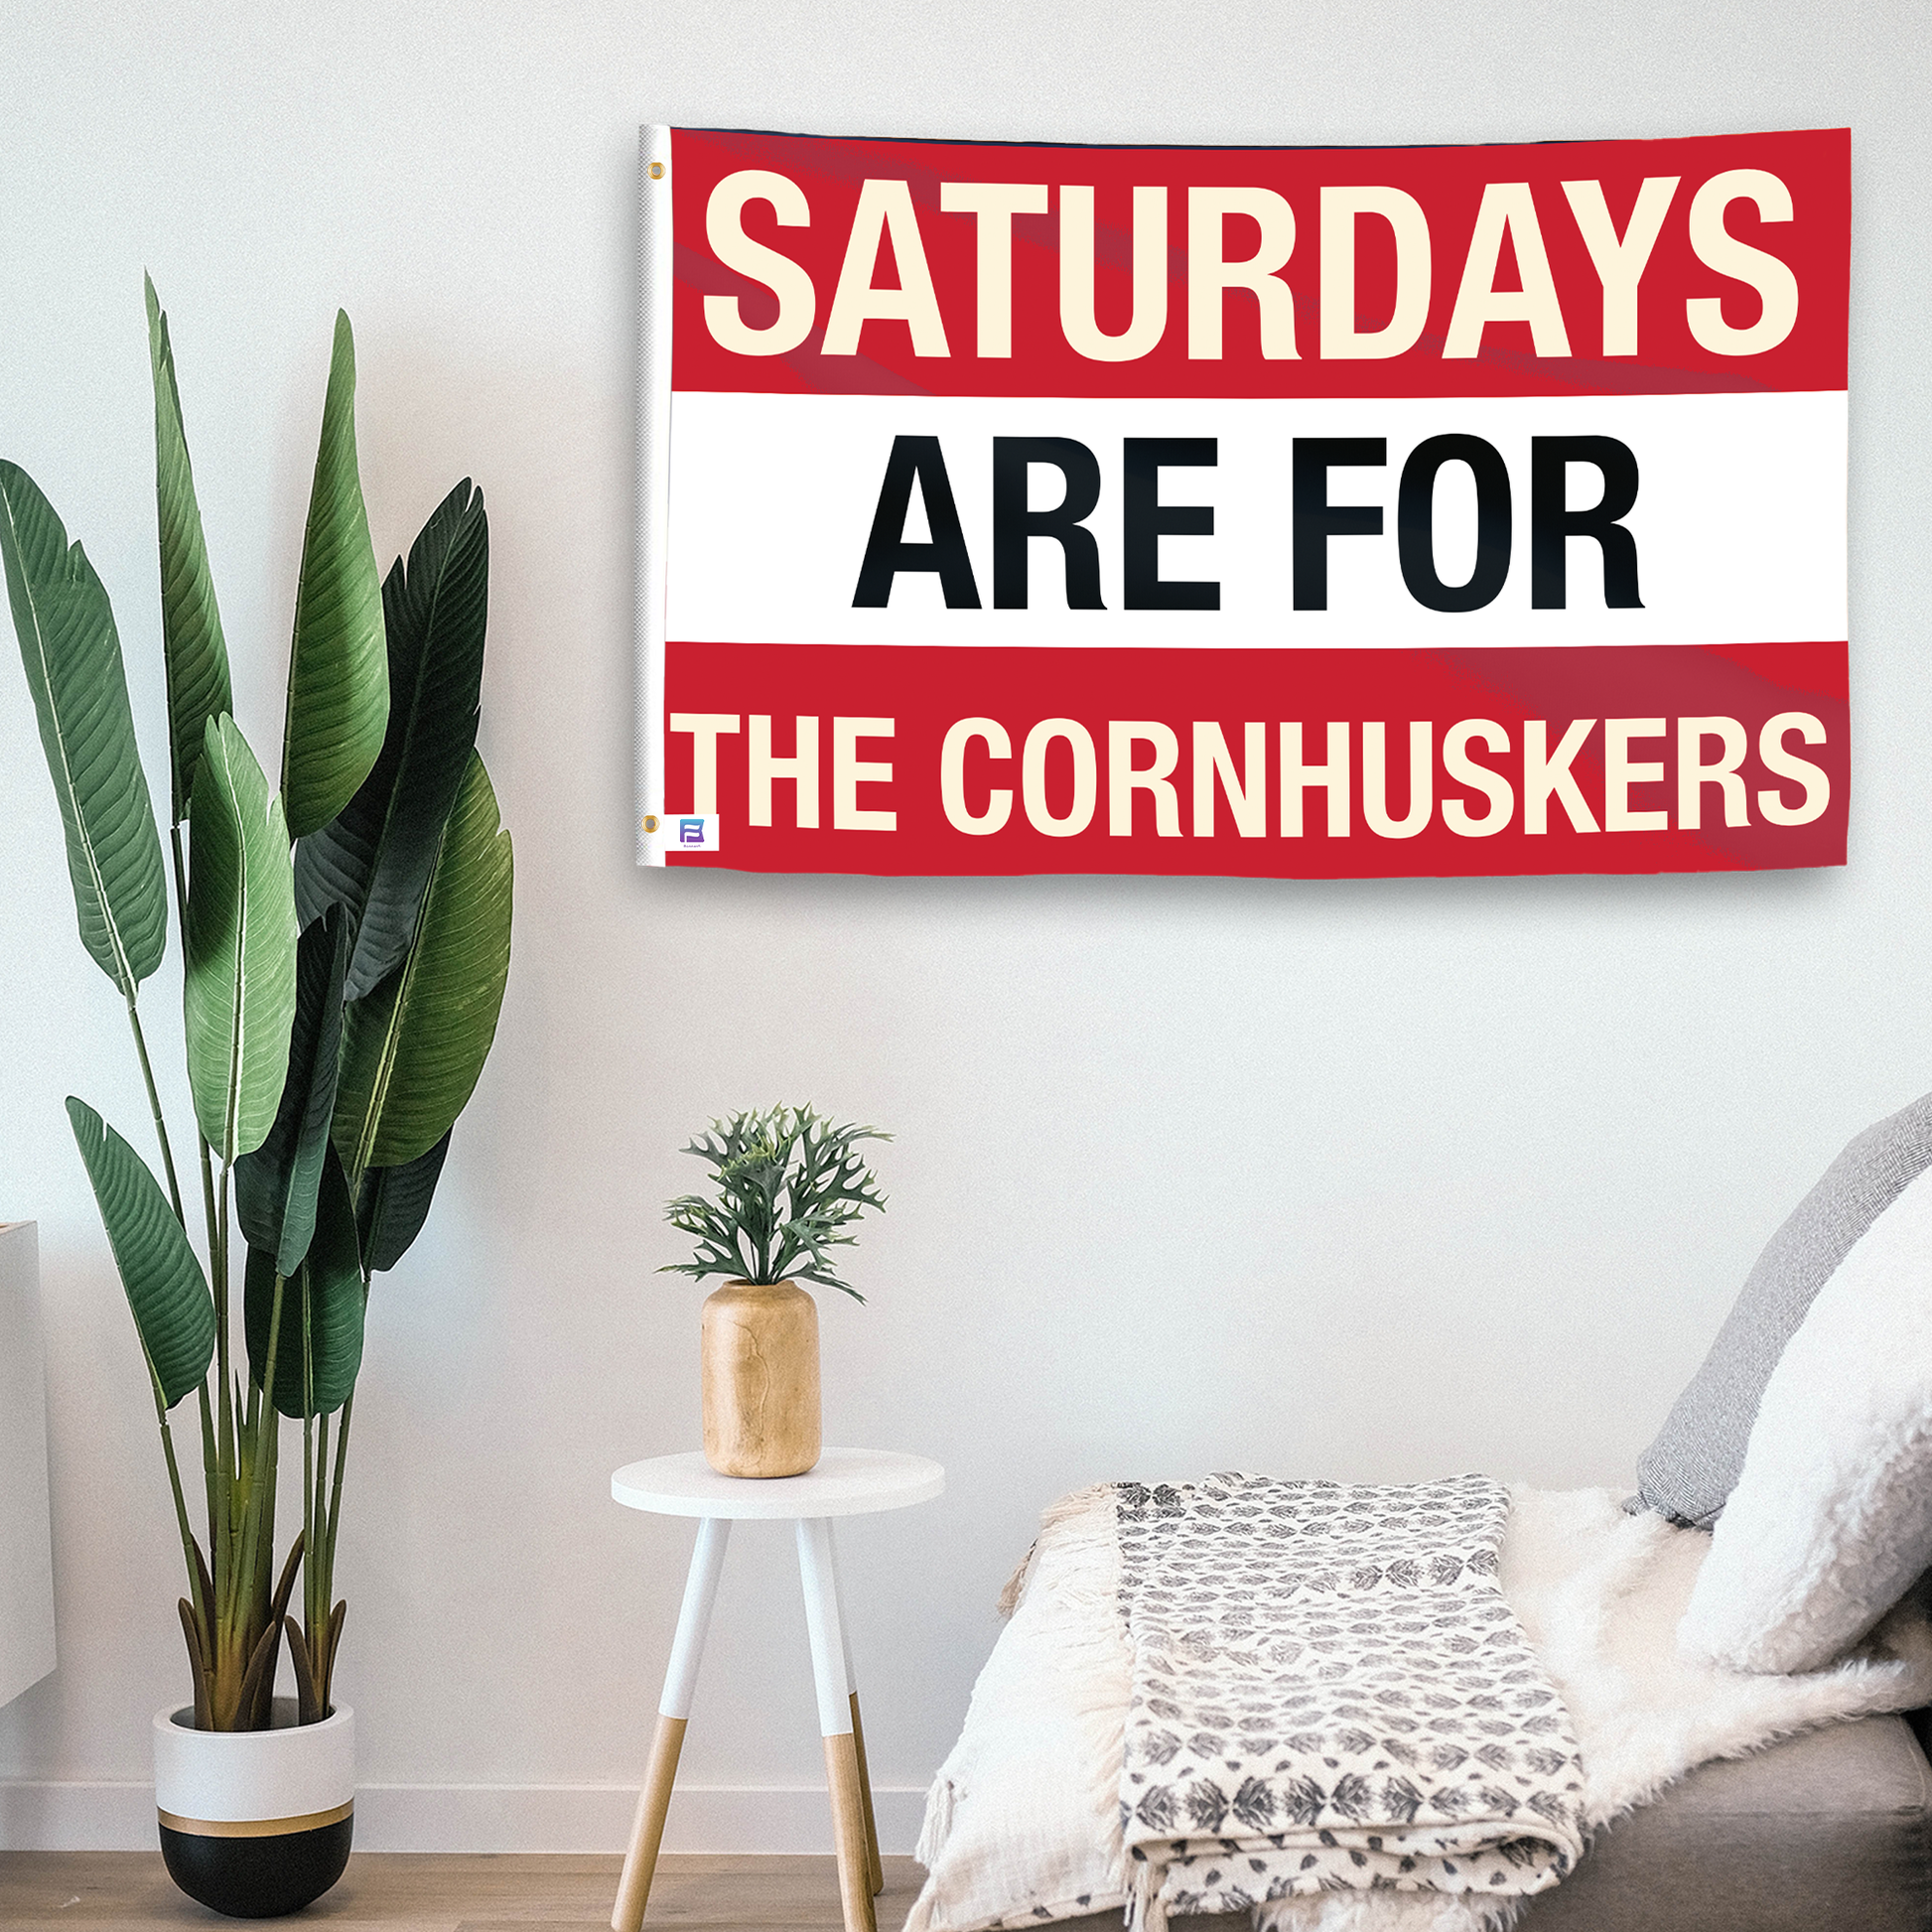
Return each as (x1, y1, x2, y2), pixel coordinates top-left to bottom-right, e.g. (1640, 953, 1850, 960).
(828, 1533, 885, 1895)
(796, 1517, 877, 1932)
(848, 1693, 885, 1895)
(612, 1517, 732, 1932)
(613, 1715, 685, 1932)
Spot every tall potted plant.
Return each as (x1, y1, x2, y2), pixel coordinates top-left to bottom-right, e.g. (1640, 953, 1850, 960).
(2, 281, 513, 1916)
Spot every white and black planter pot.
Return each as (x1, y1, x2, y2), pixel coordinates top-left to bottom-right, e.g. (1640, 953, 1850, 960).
(152, 1699, 353, 1918)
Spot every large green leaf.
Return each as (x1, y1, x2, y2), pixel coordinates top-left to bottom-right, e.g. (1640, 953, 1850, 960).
(234, 906, 348, 1275)
(295, 480, 487, 998)
(334, 753, 511, 1175)
(67, 1097, 214, 1409)
(145, 275, 233, 825)
(184, 715, 299, 1163)
(0, 462, 169, 994)
(355, 1130, 451, 1274)
(281, 312, 387, 839)
(243, 1147, 364, 1419)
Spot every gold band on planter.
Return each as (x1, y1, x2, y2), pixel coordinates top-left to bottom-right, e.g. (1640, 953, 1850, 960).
(157, 1799, 353, 1839)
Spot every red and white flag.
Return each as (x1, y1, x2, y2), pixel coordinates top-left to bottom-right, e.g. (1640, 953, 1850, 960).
(636, 125, 1849, 878)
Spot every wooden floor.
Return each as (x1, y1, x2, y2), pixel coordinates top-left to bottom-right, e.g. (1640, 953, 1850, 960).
(0, 1852, 926, 1931)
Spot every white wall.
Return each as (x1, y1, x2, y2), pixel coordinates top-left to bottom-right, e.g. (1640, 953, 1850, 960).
(1, 0, 1927, 1855)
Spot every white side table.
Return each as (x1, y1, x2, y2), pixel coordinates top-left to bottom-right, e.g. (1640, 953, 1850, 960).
(609, 1448, 944, 1932)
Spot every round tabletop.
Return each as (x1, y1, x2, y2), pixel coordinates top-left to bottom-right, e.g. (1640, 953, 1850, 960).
(611, 1447, 945, 1520)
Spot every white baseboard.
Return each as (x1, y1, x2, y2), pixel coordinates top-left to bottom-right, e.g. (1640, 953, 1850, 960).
(0, 1779, 930, 1855)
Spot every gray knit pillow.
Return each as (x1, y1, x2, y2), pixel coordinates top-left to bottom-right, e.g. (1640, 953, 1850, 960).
(1633, 1090, 1932, 1530)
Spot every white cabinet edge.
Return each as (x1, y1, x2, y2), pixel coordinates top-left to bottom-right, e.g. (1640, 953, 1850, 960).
(0, 1221, 57, 1708)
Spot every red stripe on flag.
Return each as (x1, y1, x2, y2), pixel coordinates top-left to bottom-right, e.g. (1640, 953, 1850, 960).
(669, 127, 1849, 402)
(659, 639, 1847, 879)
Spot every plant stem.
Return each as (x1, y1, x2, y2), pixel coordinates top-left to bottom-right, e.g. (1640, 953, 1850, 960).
(197, 1381, 220, 1606)
(301, 1303, 317, 1680)
(302, 1410, 315, 1692)
(226, 1269, 285, 1704)
(213, 1164, 234, 1604)
(325, 1388, 352, 1572)
(123, 996, 184, 1225)
(309, 1408, 329, 1649)
(168, 820, 227, 1598)
(195, 1133, 220, 1286)
(161, 823, 224, 1720)
(153, 1379, 207, 1636)
(312, 1332, 360, 1714)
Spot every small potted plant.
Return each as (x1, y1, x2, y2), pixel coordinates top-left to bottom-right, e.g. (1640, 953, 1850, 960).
(3, 283, 512, 1915)
(663, 1107, 890, 1478)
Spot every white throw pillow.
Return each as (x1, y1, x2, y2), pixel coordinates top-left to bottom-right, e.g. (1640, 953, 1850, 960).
(1678, 1163, 1932, 1674)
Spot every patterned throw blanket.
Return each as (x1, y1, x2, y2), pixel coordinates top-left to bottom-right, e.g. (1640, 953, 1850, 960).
(1115, 1474, 1586, 1929)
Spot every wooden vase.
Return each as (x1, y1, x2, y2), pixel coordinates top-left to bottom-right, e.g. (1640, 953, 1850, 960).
(700, 1280, 821, 1477)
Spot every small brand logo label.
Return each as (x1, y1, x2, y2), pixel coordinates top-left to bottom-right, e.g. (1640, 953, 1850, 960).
(654, 813, 720, 854)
